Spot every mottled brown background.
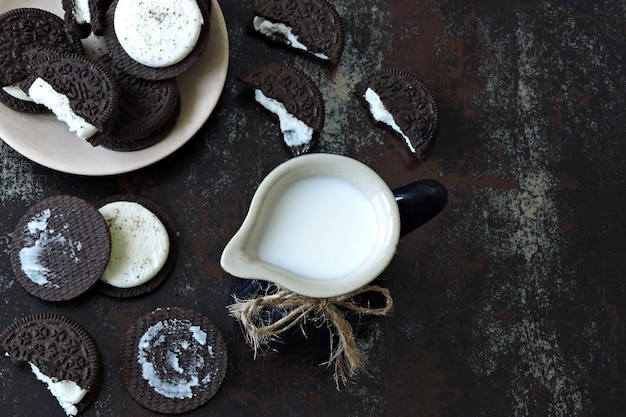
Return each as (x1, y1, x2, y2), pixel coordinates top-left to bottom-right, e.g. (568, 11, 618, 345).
(1, 1, 624, 416)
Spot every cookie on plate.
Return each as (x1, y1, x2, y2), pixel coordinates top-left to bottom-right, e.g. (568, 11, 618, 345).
(239, 62, 325, 156)
(357, 69, 440, 159)
(10, 195, 111, 301)
(0, 313, 102, 416)
(96, 55, 181, 151)
(100, 99, 181, 152)
(104, 0, 212, 81)
(20, 51, 120, 146)
(251, 0, 345, 65)
(121, 307, 228, 414)
(0, 8, 84, 113)
(95, 195, 178, 297)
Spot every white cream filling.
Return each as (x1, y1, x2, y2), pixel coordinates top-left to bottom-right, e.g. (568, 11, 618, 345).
(73, 0, 91, 24)
(29, 363, 88, 417)
(253, 16, 329, 60)
(98, 201, 170, 289)
(27, 77, 98, 140)
(114, 0, 204, 68)
(254, 89, 314, 147)
(364, 87, 417, 154)
(2, 82, 33, 101)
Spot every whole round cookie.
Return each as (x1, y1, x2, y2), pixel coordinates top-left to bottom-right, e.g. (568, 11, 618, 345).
(10, 195, 111, 301)
(95, 195, 179, 297)
(0, 8, 84, 113)
(239, 61, 325, 156)
(0, 313, 102, 416)
(104, 0, 212, 81)
(121, 307, 228, 414)
(357, 69, 440, 159)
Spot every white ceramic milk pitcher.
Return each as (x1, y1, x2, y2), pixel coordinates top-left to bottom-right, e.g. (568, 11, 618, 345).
(220, 153, 447, 298)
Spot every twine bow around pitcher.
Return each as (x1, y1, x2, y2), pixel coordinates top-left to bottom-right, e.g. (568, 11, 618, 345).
(227, 282, 393, 388)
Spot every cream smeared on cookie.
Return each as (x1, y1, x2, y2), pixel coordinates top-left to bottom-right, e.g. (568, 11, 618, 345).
(254, 89, 314, 148)
(137, 318, 215, 399)
(98, 201, 169, 289)
(364, 87, 417, 154)
(29, 362, 88, 417)
(18, 209, 83, 288)
(114, 0, 204, 68)
(27, 78, 99, 140)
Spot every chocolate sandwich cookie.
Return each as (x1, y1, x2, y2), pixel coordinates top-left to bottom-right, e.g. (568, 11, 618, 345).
(95, 195, 178, 298)
(251, 0, 345, 65)
(10, 195, 111, 302)
(100, 98, 181, 152)
(357, 69, 440, 159)
(0, 313, 102, 416)
(104, 0, 212, 81)
(96, 54, 180, 151)
(121, 307, 228, 414)
(20, 51, 120, 146)
(0, 8, 84, 113)
(239, 62, 325, 156)
(62, 0, 108, 38)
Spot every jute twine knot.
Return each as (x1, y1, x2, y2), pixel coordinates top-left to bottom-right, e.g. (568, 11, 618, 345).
(227, 283, 393, 388)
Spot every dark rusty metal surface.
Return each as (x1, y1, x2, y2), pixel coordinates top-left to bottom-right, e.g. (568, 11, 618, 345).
(1, 1, 624, 416)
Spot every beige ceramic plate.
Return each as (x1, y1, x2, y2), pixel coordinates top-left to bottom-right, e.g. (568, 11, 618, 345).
(0, 0, 229, 176)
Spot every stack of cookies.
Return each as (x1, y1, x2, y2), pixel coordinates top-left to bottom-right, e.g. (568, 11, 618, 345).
(0, 0, 212, 151)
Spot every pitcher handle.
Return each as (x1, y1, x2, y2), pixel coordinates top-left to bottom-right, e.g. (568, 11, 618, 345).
(393, 179, 447, 237)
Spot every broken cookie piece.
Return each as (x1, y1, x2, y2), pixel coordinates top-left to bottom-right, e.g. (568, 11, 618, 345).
(0, 314, 102, 416)
(239, 62, 325, 156)
(358, 69, 440, 159)
(20, 51, 119, 146)
(251, 0, 345, 65)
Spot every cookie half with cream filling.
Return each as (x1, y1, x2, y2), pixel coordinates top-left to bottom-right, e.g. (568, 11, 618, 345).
(239, 62, 325, 156)
(121, 307, 228, 414)
(0, 8, 84, 113)
(104, 0, 212, 80)
(251, 0, 345, 65)
(20, 51, 119, 146)
(357, 69, 440, 159)
(10, 195, 111, 301)
(0, 313, 102, 416)
(95, 195, 178, 298)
